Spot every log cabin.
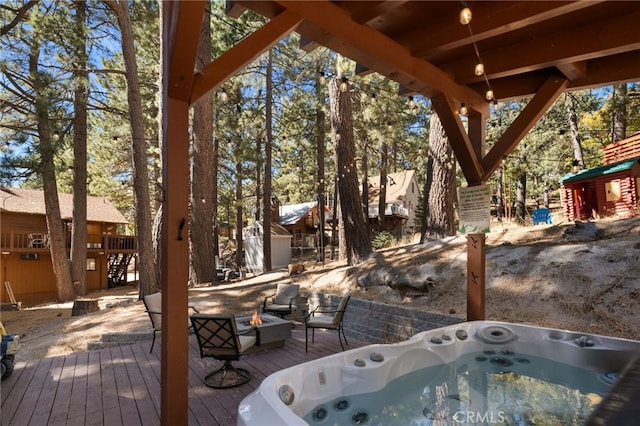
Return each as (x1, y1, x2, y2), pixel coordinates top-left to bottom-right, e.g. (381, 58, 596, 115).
(0, 187, 137, 306)
(560, 133, 640, 221)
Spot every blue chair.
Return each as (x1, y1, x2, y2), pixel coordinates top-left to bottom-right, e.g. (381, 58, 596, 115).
(532, 208, 553, 225)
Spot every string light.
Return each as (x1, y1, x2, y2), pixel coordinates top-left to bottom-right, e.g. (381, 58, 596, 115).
(340, 77, 348, 93)
(319, 71, 326, 85)
(218, 88, 228, 102)
(459, 2, 472, 25)
(459, 3, 496, 104)
(485, 89, 494, 101)
(370, 93, 377, 104)
(460, 103, 468, 116)
(408, 96, 415, 109)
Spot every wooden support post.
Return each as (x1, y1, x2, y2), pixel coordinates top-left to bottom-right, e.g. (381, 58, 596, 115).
(466, 233, 486, 320)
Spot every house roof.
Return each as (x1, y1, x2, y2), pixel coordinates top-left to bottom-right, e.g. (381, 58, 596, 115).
(0, 187, 128, 224)
(279, 201, 317, 226)
(246, 221, 292, 237)
(560, 158, 640, 184)
(366, 170, 416, 204)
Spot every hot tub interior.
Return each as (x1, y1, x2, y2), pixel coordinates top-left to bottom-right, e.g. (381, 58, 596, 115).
(237, 321, 640, 425)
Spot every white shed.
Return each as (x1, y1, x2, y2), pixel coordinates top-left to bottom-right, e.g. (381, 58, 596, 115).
(244, 222, 292, 273)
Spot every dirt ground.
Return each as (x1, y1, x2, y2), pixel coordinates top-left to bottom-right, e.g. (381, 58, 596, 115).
(2, 216, 639, 361)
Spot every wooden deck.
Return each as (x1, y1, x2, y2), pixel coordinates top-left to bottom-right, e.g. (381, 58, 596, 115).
(1, 326, 365, 426)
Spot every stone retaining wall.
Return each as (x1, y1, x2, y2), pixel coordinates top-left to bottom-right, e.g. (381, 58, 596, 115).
(307, 292, 463, 345)
(90, 293, 464, 351)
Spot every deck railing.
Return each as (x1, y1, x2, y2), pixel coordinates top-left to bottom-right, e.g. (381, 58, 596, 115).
(0, 231, 137, 253)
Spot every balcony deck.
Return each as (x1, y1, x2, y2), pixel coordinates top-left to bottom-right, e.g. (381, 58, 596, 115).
(0, 232, 137, 254)
(1, 326, 365, 425)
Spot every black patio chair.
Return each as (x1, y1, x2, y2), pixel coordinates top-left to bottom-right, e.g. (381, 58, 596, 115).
(305, 292, 350, 353)
(190, 314, 260, 389)
(261, 283, 300, 318)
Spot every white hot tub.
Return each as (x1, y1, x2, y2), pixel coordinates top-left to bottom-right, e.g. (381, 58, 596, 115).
(237, 321, 640, 425)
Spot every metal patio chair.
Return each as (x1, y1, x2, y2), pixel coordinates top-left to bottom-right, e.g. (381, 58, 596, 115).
(190, 314, 259, 389)
(142, 292, 199, 353)
(261, 283, 300, 318)
(305, 292, 350, 353)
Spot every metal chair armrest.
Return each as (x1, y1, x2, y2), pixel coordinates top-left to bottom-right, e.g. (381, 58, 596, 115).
(238, 325, 260, 346)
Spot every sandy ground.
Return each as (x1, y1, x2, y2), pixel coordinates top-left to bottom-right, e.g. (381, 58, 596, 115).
(2, 216, 639, 361)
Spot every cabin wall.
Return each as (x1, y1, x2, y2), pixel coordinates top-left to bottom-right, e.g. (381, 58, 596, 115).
(562, 167, 639, 222)
(1, 212, 130, 306)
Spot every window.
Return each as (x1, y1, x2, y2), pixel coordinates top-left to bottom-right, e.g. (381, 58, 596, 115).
(605, 180, 621, 202)
(87, 258, 96, 271)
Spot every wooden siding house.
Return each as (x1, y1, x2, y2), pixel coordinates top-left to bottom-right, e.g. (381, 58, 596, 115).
(0, 187, 137, 306)
(366, 170, 420, 239)
(277, 201, 331, 247)
(560, 134, 640, 221)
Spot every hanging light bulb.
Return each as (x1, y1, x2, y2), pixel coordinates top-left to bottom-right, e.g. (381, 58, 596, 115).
(474, 59, 484, 76)
(219, 88, 228, 102)
(459, 2, 472, 25)
(485, 89, 494, 101)
(459, 103, 468, 116)
(340, 77, 348, 93)
(370, 93, 377, 104)
(319, 71, 326, 85)
(408, 96, 415, 109)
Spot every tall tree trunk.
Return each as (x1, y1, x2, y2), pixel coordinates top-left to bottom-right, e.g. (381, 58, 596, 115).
(419, 154, 434, 244)
(328, 78, 371, 265)
(190, 10, 216, 284)
(31, 42, 75, 302)
(71, 0, 88, 295)
(263, 50, 273, 272)
(613, 84, 627, 142)
(515, 173, 527, 221)
(255, 137, 262, 222)
(235, 160, 244, 269)
(496, 166, 505, 219)
(377, 140, 388, 234)
(106, 0, 157, 298)
(425, 113, 457, 238)
(316, 70, 326, 263)
(567, 94, 584, 168)
(361, 149, 369, 236)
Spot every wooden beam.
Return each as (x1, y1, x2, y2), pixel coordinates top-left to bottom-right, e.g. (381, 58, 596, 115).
(273, 0, 486, 109)
(161, 2, 200, 424)
(445, 4, 640, 83)
(167, 2, 205, 101)
(466, 233, 486, 320)
(431, 94, 484, 185)
(481, 76, 569, 181)
(407, 1, 604, 58)
(190, 10, 302, 104)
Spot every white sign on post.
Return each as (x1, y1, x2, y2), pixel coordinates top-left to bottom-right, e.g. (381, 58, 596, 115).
(458, 184, 491, 234)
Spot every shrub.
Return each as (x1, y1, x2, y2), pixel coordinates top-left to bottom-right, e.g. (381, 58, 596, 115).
(372, 231, 396, 249)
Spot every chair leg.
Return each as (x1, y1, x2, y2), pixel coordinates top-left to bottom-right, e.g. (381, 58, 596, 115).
(150, 330, 157, 353)
(305, 325, 309, 353)
(204, 361, 252, 389)
(338, 326, 348, 351)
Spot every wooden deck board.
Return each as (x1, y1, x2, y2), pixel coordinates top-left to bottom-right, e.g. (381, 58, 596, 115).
(1, 326, 364, 426)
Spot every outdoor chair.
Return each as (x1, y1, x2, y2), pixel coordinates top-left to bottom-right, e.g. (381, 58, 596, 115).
(190, 314, 259, 389)
(305, 292, 350, 353)
(532, 207, 553, 225)
(261, 283, 300, 318)
(142, 292, 200, 353)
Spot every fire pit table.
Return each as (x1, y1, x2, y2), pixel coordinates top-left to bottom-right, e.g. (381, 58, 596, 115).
(235, 313, 292, 352)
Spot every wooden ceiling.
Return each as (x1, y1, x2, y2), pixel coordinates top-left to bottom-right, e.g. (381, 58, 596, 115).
(226, 1, 640, 107)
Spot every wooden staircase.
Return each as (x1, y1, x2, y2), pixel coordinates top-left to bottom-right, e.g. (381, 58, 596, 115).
(107, 253, 133, 287)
